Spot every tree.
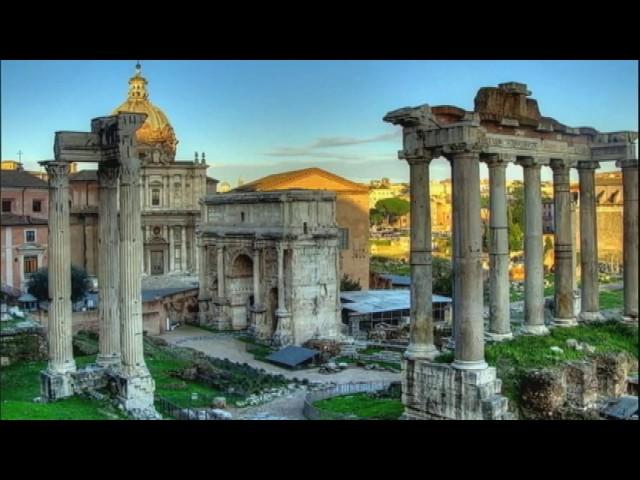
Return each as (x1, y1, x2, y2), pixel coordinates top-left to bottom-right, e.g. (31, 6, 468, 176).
(375, 197, 410, 225)
(369, 208, 384, 226)
(27, 265, 89, 303)
(432, 257, 453, 297)
(340, 274, 361, 292)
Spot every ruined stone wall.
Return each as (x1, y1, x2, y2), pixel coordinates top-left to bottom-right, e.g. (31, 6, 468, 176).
(0, 322, 47, 367)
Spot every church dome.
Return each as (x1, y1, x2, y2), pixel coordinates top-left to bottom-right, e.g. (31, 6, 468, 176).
(112, 63, 178, 158)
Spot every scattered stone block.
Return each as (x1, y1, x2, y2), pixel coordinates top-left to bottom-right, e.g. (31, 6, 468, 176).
(212, 396, 226, 408)
(601, 396, 639, 420)
(550, 346, 564, 354)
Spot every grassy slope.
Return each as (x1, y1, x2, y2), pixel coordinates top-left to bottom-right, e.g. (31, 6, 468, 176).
(434, 321, 638, 406)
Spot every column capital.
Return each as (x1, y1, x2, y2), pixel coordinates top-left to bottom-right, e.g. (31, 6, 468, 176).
(42, 162, 71, 188)
(549, 157, 573, 171)
(616, 158, 639, 169)
(441, 143, 482, 158)
(97, 160, 120, 188)
(482, 153, 512, 167)
(515, 156, 542, 168)
(576, 160, 600, 171)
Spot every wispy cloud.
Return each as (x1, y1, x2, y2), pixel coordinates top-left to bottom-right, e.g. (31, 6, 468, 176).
(264, 130, 401, 160)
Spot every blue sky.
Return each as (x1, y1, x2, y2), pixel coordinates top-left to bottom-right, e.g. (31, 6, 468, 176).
(2, 60, 637, 185)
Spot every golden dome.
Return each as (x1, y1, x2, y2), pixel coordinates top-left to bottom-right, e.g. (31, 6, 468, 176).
(112, 63, 178, 155)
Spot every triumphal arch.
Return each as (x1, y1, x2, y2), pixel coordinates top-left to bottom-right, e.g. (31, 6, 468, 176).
(40, 113, 158, 418)
(384, 82, 637, 420)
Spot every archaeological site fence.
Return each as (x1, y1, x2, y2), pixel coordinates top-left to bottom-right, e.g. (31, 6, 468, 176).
(302, 381, 396, 420)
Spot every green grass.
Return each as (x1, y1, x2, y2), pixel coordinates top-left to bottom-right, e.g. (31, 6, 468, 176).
(430, 322, 638, 407)
(0, 355, 126, 420)
(313, 392, 404, 420)
(599, 289, 624, 310)
(236, 335, 276, 362)
(358, 346, 385, 355)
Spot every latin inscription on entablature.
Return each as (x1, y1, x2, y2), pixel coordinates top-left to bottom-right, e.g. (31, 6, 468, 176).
(483, 134, 590, 160)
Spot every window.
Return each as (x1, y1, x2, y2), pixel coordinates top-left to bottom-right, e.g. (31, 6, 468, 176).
(32, 200, 42, 212)
(25, 230, 36, 243)
(152, 189, 160, 206)
(2, 200, 11, 212)
(24, 256, 38, 274)
(241, 212, 245, 222)
(338, 228, 349, 250)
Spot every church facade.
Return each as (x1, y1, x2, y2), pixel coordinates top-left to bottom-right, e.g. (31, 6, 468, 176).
(69, 64, 217, 276)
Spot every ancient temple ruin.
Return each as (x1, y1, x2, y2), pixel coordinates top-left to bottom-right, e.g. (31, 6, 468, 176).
(39, 113, 158, 418)
(196, 190, 342, 346)
(384, 82, 638, 420)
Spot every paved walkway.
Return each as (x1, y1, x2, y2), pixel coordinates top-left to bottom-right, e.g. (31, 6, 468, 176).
(159, 326, 401, 420)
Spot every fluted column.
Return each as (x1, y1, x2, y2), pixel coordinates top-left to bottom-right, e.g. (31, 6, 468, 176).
(273, 243, 292, 346)
(181, 226, 187, 272)
(577, 161, 604, 322)
(551, 158, 577, 327)
(484, 154, 512, 341)
(517, 157, 548, 335)
(253, 247, 261, 307)
(96, 161, 121, 367)
(43, 162, 76, 382)
(405, 155, 438, 360)
(450, 150, 487, 370)
(118, 127, 150, 378)
(617, 159, 638, 322)
(217, 244, 224, 297)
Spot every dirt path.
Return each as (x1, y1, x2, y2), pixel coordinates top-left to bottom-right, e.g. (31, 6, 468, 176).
(159, 326, 401, 419)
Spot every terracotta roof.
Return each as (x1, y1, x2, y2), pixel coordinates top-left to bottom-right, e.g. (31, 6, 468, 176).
(1, 214, 48, 226)
(235, 167, 368, 193)
(70, 170, 98, 182)
(0, 170, 48, 189)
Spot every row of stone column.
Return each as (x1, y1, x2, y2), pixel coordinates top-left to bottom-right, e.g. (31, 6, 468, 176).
(43, 154, 150, 385)
(404, 151, 638, 369)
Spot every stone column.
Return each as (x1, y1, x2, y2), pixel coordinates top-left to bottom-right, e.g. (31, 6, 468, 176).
(96, 161, 121, 367)
(551, 158, 577, 327)
(450, 150, 487, 370)
(118, 123, 152, 380)
(181, 226, 187, 272)
(41, 161, 76, 399)
(484, 155, 512, 341)
(273, 243, 292, 346)
(577, 161, 604, 322)
(217, 244, 225, 297)
(253, 247, 261, 307)
(169, 226, 175, 273)
(194, 229, 200, 274)
(405, 155, 438, 360)
(617, 159, 638, 322)
(517, 157, 548, 335)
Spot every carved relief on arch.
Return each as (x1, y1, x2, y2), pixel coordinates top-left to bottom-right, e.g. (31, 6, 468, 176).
(228, 248, 254, 278)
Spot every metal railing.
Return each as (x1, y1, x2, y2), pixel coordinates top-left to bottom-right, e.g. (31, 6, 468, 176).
(302, 381, 397, 420)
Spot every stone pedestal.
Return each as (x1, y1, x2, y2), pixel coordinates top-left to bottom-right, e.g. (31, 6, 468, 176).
(402, 359, 512, 420)
(40, 370, 74, 402)
(249, 306, 266, 338)
(272, 311, 293, 347)
(110, 371, 160, 419)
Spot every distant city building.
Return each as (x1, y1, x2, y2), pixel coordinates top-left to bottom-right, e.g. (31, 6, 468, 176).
(218, 181, 231, 193)
(236, 167, 370, 289)
(1, 170, 49, 293)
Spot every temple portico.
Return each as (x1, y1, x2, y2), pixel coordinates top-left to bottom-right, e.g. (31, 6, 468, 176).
(39, 112, 159, 419)
(385, 82, 637, 420)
